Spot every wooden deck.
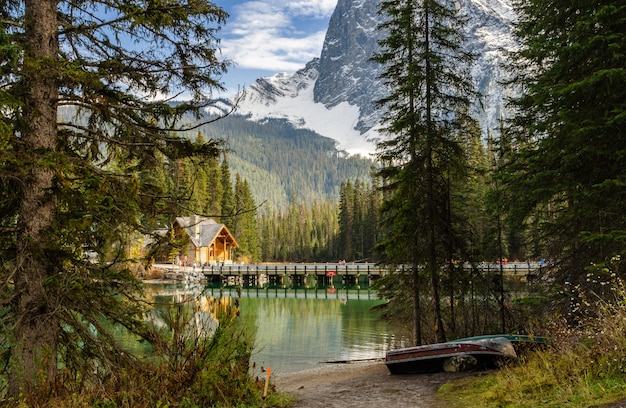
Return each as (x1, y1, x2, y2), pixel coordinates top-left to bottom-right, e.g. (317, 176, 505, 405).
(151, 262, 546, 286)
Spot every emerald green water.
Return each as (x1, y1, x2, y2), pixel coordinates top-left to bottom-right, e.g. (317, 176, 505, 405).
(143, 283, 408, 375)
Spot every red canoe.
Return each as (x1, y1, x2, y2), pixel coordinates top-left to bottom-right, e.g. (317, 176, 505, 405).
(385, 337, 517, 374)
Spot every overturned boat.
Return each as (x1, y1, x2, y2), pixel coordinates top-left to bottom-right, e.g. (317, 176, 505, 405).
(453, 334, 550, 346)
(385, 336, 517, 375)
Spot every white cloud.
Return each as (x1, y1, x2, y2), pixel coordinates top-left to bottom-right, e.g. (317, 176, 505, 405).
(220, 0, 334, 72)
(224, 31, 326, 71)
(286, 0, 337, 18)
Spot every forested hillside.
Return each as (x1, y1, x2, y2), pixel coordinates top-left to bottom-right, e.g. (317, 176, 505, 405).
(60, 105, 375, 211)
(183, 114, 376, 210)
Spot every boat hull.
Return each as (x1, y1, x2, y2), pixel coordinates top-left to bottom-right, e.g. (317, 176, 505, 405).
(454, 334, 550, 345)
(385, 337, 516, 375)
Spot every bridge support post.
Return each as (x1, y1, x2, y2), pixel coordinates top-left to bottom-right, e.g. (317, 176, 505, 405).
(281, 274, 289, 288)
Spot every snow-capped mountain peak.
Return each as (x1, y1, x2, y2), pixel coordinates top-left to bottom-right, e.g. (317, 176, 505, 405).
(232, 59, 373, 156)
(223, 0, 517, 156)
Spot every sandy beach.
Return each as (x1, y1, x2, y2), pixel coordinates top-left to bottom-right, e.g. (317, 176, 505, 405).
(273, 361, 472, 408)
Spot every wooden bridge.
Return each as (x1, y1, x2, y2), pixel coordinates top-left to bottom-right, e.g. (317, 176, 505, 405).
(201, 263, 385, 286)
(152, 262, 546, 286)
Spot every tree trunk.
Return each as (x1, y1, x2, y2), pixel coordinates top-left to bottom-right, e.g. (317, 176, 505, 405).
(9, 0, 60, 397)
(424, 0, 446, 344)
(412, 266, 422, 346)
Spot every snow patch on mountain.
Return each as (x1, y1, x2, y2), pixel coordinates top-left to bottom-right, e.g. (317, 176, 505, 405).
(233, 59, 375, 156)
(471, 0, 516, 21)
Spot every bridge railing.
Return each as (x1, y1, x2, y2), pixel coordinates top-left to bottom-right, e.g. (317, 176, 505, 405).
(199, 263, 386, 277)
(153, 261, 545, 280)
(196, 262, 543, 275)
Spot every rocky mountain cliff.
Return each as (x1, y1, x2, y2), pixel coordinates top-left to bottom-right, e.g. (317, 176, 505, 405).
(222, 0, 517, 155)
(313, 0, 385, 136)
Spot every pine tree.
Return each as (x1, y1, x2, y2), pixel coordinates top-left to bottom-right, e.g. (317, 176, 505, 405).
(336, 179, 381, 262)
(352, 179, 366, 260)
(220, 153, 235, 227)
(364, 180, 383, 262)
(257, 199, 342, 262)
(338, 180, 355, 260)
(373, 0, 477, 344)
(189, 132, 209, 215)
(233, 175, 260, 262)
(0, 0, 228, 396)
(204, 155, 223, 217)
(506, 0, 626, 283)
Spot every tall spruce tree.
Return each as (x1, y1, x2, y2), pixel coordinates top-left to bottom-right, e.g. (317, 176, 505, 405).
(445, 115, 490, 335)
(258, 199, 342, 262)
(373, 0, 477, 344)
(220, 153, 235, 227)
(337, 179, 381, 262)
(190, 132, 210, 215)
(204, 155, 223, 217)
(506, 1, 626, 284)
(338, 180, 355, 260)
(0, 0, 228, 396)
(233, 175, 260, 262)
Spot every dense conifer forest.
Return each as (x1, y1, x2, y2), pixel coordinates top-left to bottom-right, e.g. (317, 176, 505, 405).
(171, 119, 506, 268)
(183, 114, 375, 210)
(143, 113, 382, 263)
(166, 134, 385, 263)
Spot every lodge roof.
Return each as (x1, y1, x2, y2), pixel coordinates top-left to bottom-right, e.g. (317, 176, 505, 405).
(174, 216, 239, 249)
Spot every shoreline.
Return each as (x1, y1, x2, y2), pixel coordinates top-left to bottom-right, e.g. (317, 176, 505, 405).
(273, 361, 472, 408)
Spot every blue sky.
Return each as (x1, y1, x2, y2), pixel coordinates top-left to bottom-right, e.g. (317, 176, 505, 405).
(212, 0, 336, 95)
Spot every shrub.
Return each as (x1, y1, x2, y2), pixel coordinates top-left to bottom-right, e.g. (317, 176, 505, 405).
(9, 293, 289, 408)
(440, 258, 626, 407)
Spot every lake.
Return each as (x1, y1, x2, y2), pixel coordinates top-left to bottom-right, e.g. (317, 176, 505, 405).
(143, 282, 409, 375)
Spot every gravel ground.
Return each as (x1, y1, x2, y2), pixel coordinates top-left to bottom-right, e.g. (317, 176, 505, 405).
(272, 362, 471, 408)
(272, 362, 626, 408)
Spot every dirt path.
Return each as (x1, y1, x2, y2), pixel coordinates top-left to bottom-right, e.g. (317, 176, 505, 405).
(273, 362, 470, 408)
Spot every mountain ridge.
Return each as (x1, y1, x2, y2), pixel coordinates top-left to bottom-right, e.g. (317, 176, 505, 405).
(218, 0, 517, 154)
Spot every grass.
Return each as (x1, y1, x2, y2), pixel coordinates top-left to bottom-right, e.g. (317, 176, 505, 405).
(439, 350, 626, 408)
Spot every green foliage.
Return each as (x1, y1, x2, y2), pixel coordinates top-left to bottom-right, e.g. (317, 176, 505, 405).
(372, 0, 479, 344)
(188, 116, 375, 210)
(157, 115, 377, 263)
(0, 0, 231, 398)
(232, 175, 261, 262)
(6, 295, 290, 407)
(374, 263, 519, 343)
(256, 178, 380, 263)
(504, 0, 626, 282)
(220, 154, 235, 222)
(259, 199, 340, 262)
(338, 179, 382, 262)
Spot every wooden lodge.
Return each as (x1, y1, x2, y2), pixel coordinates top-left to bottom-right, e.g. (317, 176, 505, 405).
(171, 215, 239, 266)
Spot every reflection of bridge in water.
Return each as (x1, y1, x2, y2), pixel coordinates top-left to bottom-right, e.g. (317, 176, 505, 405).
(149, 262, 547, 301)
(204, 285, 378, 300)
(146, 282, 379, 301)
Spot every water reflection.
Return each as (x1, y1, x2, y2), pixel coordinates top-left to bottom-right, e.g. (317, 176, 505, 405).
(142, 283, 408, 374)
(203, 284, 378, 300)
